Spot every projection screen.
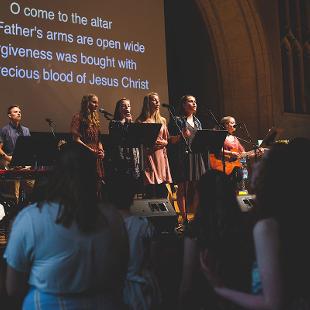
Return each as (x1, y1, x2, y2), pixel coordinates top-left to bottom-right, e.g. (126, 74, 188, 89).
(0, 0, 169, 133)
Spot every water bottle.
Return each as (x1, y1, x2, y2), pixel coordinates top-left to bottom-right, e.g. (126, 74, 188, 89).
(239, 158, 248, 193)
(242, 164, 248, 180)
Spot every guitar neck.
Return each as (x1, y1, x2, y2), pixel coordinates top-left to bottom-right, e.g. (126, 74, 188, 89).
(242, 147, 266, 159)
(242, 150, 255, 158)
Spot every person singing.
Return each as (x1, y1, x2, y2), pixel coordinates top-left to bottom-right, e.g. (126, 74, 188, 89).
(136, 92, 172, 199)
(168, 95, 206, 223)
(108, 98, 140, 182)
(71, 94, 104, 196)
(210, 116, 264, 185)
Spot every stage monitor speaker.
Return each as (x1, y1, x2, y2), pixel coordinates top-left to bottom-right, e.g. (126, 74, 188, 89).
(237, 194, 256, 212)
(131, 198, 178, 233)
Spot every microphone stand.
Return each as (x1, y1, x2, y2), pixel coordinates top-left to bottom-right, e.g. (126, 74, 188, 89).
(46, 120, 67, 152)
(235, 135, 251, 145)
(166, 105, 191, 153)
(99, 109, 114, 121)
(241, 122, 259, 162)
(46, 120, 56, 139)
(206, 109, 226, 173)
(102, 114, 113, 121)
(207, 109, 224, 130)
(166, 105, 192, 227)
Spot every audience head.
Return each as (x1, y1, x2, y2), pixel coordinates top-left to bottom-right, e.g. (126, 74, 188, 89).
(251, 137, 310, 219)
(251, 137, 310, 297)
(194, 170, 248, 288)
(106, 173, 136, 210)
(179, 95, 197, 116)
(41, 141, 101, 232)
(194, 170, 243, 251)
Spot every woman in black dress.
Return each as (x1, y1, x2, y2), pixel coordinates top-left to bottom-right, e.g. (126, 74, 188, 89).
(108, 98, 140, 182)
(169, 95, 206, 223)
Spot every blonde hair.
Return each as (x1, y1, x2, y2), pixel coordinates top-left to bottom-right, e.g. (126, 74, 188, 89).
(220, 116, 234, 128)
(80, 93, 100, 128)
(136, 92, 166, 125)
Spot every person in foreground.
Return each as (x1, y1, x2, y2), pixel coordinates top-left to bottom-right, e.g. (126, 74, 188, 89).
(179, 170, 250, 309)
(200, 138, 310, 310)
(4, 141, 129, 309)
(107, 173, 162, 310)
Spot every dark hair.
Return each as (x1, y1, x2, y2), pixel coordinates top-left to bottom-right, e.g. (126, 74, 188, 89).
(194, 170, 243, 249)
(106, 173, 136, 210)
(192, 170, 249, 288)
(7, 105, 20, 114)
(38, 141, 105, 233)
(252, 137, 310, 298)
(179, 95, 196, 116)
(252, 138, 310, 219)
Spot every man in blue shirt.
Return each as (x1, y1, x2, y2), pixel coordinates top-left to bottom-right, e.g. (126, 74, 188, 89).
(0, 105, 31, 203)
(0, 105, 30, 168)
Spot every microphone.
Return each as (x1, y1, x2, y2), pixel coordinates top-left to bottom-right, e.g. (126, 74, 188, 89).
(233, 123, 242, 129)
(98, 108, 113, 117)
(45, 118, 53, 125)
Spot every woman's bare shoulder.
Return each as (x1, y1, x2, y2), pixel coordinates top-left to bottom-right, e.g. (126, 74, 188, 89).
(253, 218, 279, 239)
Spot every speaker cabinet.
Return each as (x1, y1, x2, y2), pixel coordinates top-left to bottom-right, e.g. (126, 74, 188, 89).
(237, 194, 256, 212)
(131, 198, 178, 233)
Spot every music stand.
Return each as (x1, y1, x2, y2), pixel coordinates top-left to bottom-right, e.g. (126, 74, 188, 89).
(10, 135, 59, 167)
(181, 129, 227, 225)
(108, 122, 161, 173)
(191, 129, 228, 154)
(258, 127, 279, 148)
(125, 123, 161, 148)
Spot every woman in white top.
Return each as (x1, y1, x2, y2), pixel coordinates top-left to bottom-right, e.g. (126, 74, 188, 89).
(4, 141, 129, 309)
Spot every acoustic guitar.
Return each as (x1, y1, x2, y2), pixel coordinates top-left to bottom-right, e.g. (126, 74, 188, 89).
(166, 183, 180, 215)
(209, 148, 265, 175)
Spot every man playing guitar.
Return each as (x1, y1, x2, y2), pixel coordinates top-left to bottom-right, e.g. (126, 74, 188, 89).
(209, 116, 264, 176)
